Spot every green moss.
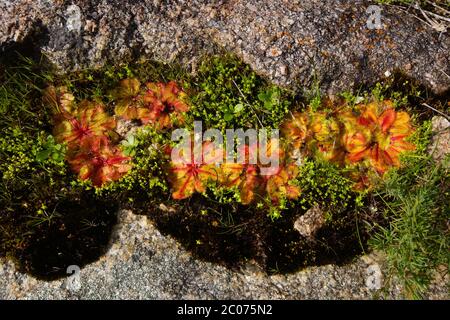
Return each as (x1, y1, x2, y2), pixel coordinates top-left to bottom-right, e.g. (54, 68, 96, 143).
(204, 181, 241, 205)
(189, 55, 291, 131)
(295, 159, 357, 216)
(94, 126, 170, 202)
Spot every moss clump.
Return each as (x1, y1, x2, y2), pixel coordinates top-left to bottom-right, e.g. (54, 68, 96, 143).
(93, 127, 169, 203)
(295, 159, 356, 215)
(189, 55, 292, 131)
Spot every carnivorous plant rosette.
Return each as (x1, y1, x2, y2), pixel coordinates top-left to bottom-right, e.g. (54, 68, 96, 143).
(281, 111, 309, 150)
(220, 144, 264, 205)
(341, 100, 415, 174)
(306, 111, 345, 164)
(141, 81, 189, 129)
(111, 78, 147, 120)
(67, 138, 132, 187)
(167, 140, 222, 200)
(220, 138, 297, 205)
(265, 163, 301, 204)
(43, 85, 77, 124)
(52, 100, 116, 148)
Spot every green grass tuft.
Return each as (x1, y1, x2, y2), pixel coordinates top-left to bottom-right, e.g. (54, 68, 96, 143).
(369, 119, 449, 298)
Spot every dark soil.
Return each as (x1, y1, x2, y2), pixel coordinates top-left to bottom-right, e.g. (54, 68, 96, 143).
(14, 196, 118, 280)
(142, 194, 367, 274)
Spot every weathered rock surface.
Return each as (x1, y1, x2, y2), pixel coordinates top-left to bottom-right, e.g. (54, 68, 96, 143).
(1, 0, 449, 94)
(293, 206, 325, 238)
(0, 210, 447, 299)
(429, 115, 450, 165)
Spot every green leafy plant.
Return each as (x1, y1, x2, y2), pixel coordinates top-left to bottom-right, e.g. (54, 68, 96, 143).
(35, 135, 66, 163)
(258, 86, 281, 111)
(120, 134, 139, 157)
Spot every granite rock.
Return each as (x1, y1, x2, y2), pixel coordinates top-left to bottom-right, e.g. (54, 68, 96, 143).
(1, 0, 449, 94)
(0, 210, 447, 299)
